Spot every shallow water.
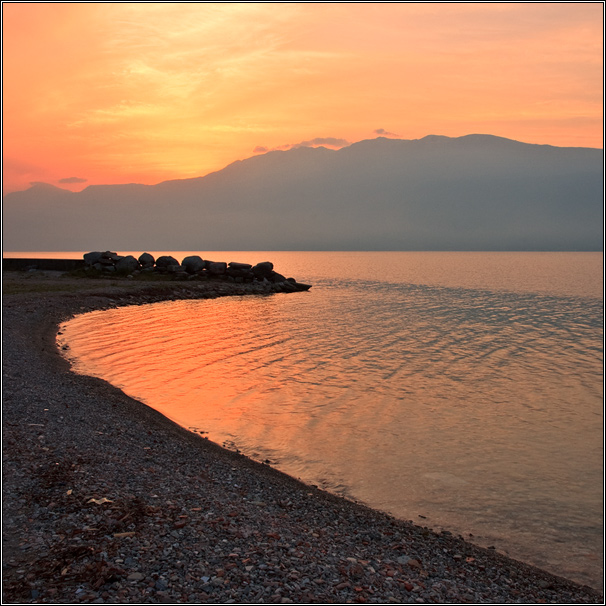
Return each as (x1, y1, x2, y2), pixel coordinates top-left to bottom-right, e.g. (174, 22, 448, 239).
(58, 252, 604, 588)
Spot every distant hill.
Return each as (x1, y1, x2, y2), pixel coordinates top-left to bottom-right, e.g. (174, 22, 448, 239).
(2, 134, 603, 251)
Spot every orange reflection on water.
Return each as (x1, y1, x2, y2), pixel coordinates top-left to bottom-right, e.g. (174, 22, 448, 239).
(58, 270, 604, 589)
(60, 296, 301, 450)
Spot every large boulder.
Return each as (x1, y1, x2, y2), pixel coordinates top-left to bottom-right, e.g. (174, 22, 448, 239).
(115, 255, 139, 274)
(270, 271, 287, 283)
(207, 261, 227, 275)
(155, 255, 180, 269)
(252, 261, 274, 279)
(101, 251, 120, 261)
(228, 262, 253, 271)
(226, 266, 252, 279)
(138, 252, 155, 267)
(181, 255, 206, 273)
(83, 251, 103, 265)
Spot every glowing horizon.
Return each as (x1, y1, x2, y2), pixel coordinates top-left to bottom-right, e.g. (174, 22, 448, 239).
(3, 3, 603, 195)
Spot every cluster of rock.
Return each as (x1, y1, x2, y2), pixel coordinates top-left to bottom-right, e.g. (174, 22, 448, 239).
(82, 251, 311, 292)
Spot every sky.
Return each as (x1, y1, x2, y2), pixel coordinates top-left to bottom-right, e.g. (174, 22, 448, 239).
(2, 2, 603, 195)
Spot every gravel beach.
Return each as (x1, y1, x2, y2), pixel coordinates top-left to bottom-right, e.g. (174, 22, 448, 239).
(2, 271, 603, 604)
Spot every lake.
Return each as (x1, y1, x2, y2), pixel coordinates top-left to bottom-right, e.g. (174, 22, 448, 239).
(55, 251, 603, 588)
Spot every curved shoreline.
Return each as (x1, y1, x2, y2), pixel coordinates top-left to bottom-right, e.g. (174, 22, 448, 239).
(2, 272, 602, 603)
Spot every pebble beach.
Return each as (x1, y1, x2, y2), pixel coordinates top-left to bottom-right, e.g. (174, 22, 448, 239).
(2, 271, 603, 604)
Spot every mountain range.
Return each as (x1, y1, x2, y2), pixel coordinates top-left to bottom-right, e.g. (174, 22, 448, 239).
(2, 134, 603, 251)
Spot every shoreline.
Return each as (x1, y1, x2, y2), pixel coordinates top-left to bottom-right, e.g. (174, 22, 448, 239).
(2, 272, 603, 603)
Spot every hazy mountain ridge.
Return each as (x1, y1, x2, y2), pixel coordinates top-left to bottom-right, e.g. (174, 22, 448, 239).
(3, 135, 603, 251)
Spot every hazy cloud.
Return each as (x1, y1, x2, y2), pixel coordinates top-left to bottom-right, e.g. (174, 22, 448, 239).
(2, 157, 48, 195)
(295, 137, 350, 149)
(58, 176, 88, 184)
(374, 128, 400, 137)
(254, 137, 350, 154)
(28, 181, 57, 189)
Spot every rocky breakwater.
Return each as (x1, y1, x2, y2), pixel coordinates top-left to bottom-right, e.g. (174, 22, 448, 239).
(82, 251, 312, 293)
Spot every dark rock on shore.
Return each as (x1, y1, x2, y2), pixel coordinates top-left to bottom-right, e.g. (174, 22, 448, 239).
(138, 252, 155, 267)
(115, 255, 139, 274)
(181, 255, 206, 273)
(252, 261, 274, 279)
(83, 251, 103, 265)
(155, 255, 180, 269)
(78, 251, 312, 294)
(207, 261, 228, 275)
(229, 261, 253, 271)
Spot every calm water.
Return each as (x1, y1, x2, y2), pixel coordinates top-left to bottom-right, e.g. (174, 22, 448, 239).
(57, 252, 604, 588)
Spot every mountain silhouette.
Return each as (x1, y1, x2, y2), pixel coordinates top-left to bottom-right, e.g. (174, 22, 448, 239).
(3, 135, 603, 251)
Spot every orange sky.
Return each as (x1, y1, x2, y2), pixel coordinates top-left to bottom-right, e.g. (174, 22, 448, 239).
(2, 2, 603, 195)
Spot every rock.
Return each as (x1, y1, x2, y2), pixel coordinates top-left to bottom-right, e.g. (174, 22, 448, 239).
(226, 266, 248, 279)
(280, 281, 298, 293)
(138, 252, 155, 267)
(101, 251, 120, 261)
(270, 272, 287, 283)
(294, 283, 312, 291)
(155, 255, 180, 269)
(228, 262, 253, 270)
(538, 580, 553, 589)
(207, 262, 227, 275)
(127, 572, 144, 581)
(252, 261, 274, 279)
(83, 251, 103, 265)
(115, 255, 139, 274)
(181, 255, 206, 273)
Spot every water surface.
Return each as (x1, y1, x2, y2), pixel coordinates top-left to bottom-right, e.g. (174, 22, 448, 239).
(58, 252, 604, 588)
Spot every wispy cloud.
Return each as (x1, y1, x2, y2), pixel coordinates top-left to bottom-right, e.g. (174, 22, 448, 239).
(254, 137, 350, 153)
(29, 181, 54, 187)
(296, 137, 350, 148)
(3, 3, 602, 194)
(58, 176, 88, 184)
(374, 128, 400, 137)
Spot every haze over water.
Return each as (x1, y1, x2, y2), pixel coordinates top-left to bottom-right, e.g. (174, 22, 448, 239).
(58, 251, 604, 588)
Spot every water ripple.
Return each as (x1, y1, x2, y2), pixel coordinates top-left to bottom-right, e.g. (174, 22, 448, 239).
(59, 254, 603, 589)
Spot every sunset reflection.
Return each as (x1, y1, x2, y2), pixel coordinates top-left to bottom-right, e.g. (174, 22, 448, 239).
(57, 252, 603, 588)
